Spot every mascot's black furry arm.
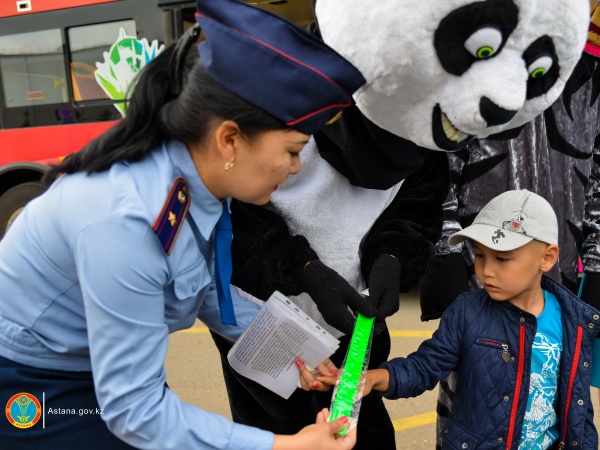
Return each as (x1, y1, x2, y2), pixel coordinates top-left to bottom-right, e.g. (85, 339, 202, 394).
(230, 200, 316, 301)
(359, 149, 449, 293)
(208, 1, 591, 449)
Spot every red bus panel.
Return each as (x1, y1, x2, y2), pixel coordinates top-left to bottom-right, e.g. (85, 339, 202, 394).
(0, 0, 119, 18)
(0, 122, 116, 166)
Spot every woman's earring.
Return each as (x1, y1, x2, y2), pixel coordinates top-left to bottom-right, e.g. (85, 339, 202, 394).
(224, 161, 235, 171)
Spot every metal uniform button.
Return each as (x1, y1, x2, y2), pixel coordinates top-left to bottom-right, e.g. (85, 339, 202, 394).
(584, 362, 589, 368)
(572, 441, 578, 447)
(462, 444, 468, 449)
(497, 437, 504, 443)
(510, 356, 516, 362)
(503, 395, 509, 401)
(589, 323, 595, 330)
(593, 314, 599, 321)
(520, 317, 526, 323)
(577, 399, 584, 406)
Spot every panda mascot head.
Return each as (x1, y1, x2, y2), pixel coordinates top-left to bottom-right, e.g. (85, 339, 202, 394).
(315, 0, 590, 152)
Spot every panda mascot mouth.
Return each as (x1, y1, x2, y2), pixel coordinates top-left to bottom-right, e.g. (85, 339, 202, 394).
(432, 105, 473, 151)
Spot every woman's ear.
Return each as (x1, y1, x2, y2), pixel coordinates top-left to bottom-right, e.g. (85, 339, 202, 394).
(540, 244, 559, 273)
(214, 120, 242, 165)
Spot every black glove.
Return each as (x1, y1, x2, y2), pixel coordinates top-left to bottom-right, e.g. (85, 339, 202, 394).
(299, 260, 376, 335)
(419, 253, 469, 321)
(368, 254, 400, 322)
(580, 272, 600, 310)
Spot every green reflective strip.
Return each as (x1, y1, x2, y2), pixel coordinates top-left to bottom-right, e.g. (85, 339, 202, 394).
(329, 313, 374, 434)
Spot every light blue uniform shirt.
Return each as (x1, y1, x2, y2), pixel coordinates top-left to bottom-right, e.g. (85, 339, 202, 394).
(0, 140, 273, 450)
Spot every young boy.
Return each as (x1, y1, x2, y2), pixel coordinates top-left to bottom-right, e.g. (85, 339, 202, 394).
(348, 190, 600, 449)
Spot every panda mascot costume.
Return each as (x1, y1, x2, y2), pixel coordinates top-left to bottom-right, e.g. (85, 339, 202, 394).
(206, 1, 590, 448)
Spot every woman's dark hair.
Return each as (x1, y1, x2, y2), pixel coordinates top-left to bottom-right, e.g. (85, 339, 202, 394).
(43, 41, 286, 184)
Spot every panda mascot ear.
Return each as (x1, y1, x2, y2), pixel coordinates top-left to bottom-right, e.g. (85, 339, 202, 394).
(315, 0, 591, 152)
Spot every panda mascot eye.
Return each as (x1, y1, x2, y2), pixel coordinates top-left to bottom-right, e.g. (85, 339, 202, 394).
(464, 26, 503, 59)
(527, 55, 553, 79)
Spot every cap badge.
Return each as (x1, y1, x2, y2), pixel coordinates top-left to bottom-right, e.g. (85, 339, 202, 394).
(491, 229, 505, 244)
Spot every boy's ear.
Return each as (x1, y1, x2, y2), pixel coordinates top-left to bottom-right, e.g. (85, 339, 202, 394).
(540, 244, 559, 273)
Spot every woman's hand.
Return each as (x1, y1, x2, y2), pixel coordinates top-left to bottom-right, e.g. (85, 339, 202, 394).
(296, 358, 338, 391)
(272, 408, 356, 450)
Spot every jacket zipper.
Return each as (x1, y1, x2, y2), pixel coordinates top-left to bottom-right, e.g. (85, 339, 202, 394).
(558, 325, 583, 448)
(476, 339, 504, 347)
(476, 339, 511, 362)
(505, 325, 525, 450)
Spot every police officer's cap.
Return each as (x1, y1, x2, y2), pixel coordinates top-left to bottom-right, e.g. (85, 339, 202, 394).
(195, 0, 365, 135)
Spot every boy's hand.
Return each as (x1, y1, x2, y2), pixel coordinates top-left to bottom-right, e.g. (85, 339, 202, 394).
(330, 369, 389, 398)
(314, 368, 391, 398)
(361, 371, 376, 397)
(364, 368, 390, 396)
(297, 358, 339, 391)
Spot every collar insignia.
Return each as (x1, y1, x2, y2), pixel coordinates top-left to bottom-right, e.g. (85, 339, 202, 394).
(152, 178, 190, 256)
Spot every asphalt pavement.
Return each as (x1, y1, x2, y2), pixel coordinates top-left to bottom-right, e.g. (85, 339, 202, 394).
(165, 289, 600, 449)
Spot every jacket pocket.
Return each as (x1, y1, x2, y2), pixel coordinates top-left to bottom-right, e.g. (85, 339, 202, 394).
(440, 417, 481, 450)
(475, 338, 511, 362)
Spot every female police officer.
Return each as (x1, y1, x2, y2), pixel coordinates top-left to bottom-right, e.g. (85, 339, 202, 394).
(0, 0, 366, 448)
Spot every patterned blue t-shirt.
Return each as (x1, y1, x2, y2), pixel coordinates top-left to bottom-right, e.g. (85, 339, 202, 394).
(518, 290, 563, 450)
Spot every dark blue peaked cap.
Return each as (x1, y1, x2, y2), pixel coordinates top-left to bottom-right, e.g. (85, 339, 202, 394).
(195, 0, 365, 135)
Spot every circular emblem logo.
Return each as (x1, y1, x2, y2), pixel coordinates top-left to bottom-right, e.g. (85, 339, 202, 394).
(5, 393, 41, 428)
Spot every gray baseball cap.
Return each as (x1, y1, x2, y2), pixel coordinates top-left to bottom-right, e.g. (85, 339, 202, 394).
(448, 189, 558, 251)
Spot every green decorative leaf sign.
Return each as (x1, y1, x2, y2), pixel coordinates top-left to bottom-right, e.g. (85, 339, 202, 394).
(95, 28, 164, 117)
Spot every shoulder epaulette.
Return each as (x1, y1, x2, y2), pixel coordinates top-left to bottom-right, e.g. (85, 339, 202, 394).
(152, 177, 190, 256)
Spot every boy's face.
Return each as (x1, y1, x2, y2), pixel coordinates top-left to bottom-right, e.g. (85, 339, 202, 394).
(471, 240, 557, 305)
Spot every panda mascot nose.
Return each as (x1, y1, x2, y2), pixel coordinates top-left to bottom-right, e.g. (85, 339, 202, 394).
(479, 97, 518, 127)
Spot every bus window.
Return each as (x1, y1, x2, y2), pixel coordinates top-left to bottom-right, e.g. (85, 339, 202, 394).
(67, 20, 136, 103)
(0, 29, 67, 108)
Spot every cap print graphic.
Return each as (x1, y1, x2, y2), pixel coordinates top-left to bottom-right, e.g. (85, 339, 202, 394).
(502, 211, 528, 235)
(500, 193, 532, 239)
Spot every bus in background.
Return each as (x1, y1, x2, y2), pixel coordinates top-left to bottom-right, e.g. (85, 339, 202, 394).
(0, 0, 314, 239)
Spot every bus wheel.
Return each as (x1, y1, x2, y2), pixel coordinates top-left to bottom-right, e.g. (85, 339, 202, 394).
(0, 182, 47, 240)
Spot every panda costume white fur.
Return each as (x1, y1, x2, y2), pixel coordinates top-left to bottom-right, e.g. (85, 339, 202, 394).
(207, 1, 590, 448)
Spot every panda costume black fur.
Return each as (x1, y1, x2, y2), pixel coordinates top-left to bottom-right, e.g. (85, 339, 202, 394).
(207, 1, 590, 448)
